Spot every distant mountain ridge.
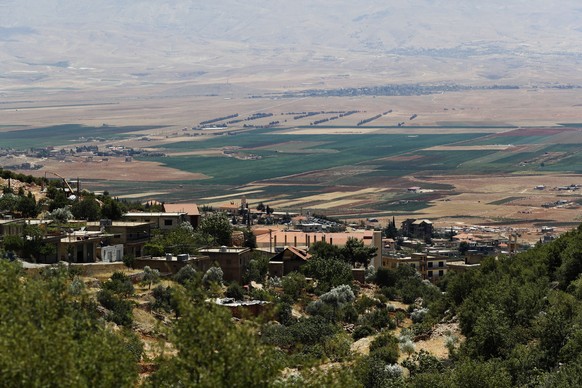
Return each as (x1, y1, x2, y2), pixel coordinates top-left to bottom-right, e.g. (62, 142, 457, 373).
(2, 0, 582, 93)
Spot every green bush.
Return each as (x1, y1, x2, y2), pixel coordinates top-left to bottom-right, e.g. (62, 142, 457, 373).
(369, 332, 399, 353)
(282, 272, 307, 299)
(322, 333, 352, 362)
(370, 345, 399, 364)
(102, 272, 134, 297)
(361, 307, 394, 330)
(226, 282, 245, 300)
(152, 285, 174, 313)
(352, 325, 376, 340)
(173, 264, 197, 285)
(97, 289, 134, 326)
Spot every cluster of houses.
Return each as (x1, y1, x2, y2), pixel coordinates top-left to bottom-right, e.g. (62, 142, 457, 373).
(0, 187, 544, 285)
(0, 145, 165, 171)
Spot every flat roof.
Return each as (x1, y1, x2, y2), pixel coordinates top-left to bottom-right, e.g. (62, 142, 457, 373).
(199, 247, 251, 253)
(123, 212, 186, 217)
(164, 203, 200, 216)
(0, 219, 24, 225)
(254, 229, 375, 247)
(87, 221, 151, 227)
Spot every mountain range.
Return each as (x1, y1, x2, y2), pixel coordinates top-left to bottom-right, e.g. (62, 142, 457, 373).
(2, 1, 582, 96)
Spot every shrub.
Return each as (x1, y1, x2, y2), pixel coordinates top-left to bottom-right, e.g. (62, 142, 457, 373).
(276, 302, 294, 326)
(356, 356, 404, 388)
(411, 307, 429, 323)
(203, 266, 224, 286)
(352, 325, 376, 340)
(225, 282, 245, 300)
(322, 333, 353, 362)
(122, 329, 144, 363)
(402, 349, 444, 376)
(340, 304, 359, 324)
(103, 272, 134, 297)
(97, 289, 133, 326)
(400, 339, 416, 355)
(152, 285, 174, 313)
(173, 264, 197, 285)
(380, 286, 398, 300)
(141, 266, 160, 290)
(282, 272, 307, 299)
(250, 288, 273, 301)
(375, 268, 398, 288)
(371, 345, 399, 364)
(370, 332, 399, 353)
(354, 295, 377, 314)
(68, 277, 85, 296)
(360, 307, 394, 330)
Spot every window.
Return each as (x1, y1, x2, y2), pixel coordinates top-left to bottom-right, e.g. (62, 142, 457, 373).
(428, 262, 433, 268)
(428, 270, 433, 277)
(438, 261, 444, 267)
(164, 219, 173, 226)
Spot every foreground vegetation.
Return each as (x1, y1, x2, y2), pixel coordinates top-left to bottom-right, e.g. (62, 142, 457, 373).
(4, 222, 582, 386)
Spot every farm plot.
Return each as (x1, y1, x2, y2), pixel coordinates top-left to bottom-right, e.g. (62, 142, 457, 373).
(0, 124, 164, 148)
(268, 187, 386, 208)
(462, 127, 575, 147)
(147, 130, 491, 187)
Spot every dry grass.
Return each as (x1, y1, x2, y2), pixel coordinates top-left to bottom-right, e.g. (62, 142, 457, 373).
(9, 156, 208, 182)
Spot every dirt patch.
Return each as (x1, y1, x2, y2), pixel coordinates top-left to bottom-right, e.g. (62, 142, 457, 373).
(382, 155, 424, 162)
(492, 127, 570, 137)
(410, 321, 462, 360)
(425, 145, 514, 151)
(351, 334, 376, 356)
(12, 157, 208, 182)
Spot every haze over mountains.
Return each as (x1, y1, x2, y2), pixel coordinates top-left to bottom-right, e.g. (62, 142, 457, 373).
(2, 0, 582, 96)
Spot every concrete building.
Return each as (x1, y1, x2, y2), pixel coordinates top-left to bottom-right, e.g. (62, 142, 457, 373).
(255, 229, 382, 269)
(101, 244, 124, 262)
(122, 212, 187, 230)
(58, 230, 105, 263)
(0, 217, 24, 241)
(87, 221, 151, 258)
(254, 229, 378, 252)
(401, 219, 434, 240)
(383, 252, 448, 282)
(163, 203, 201, 229)
(268, 246, 312, 278)
(198, 247, 253, 283)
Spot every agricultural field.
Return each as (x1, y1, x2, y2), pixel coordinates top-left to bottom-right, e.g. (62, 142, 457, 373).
(0, 124, 163, 149)
(2, 89, 582, 230)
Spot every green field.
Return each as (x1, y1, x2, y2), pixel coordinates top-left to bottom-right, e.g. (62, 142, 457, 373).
(150, 129, 492, 186)
(3, 124, 582, 208)
(0, 124, 164, 148)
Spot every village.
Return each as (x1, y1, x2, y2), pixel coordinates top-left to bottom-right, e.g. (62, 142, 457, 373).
(3, 168, 581, 386)
(0, 170, 560, 283)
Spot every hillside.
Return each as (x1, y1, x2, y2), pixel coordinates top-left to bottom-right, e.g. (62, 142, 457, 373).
(3, 218, 582, 385)
(3, 0, 582, 96)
